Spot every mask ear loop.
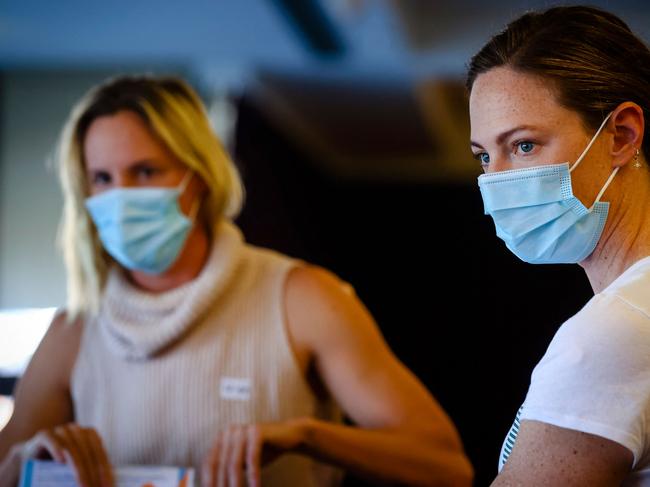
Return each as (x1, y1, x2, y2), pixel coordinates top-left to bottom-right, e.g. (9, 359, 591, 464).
(178, 170, 193, 193)
(570, 112, 614, 173)
(590, 166, 620, 209)
(188, 198, 201, 222)
(567, 111, 619, 209)
(178, 171, 202, 222)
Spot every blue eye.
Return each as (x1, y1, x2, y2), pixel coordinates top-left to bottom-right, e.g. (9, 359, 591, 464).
(518, 141, 535, 153)
(479, 153, 490, 165)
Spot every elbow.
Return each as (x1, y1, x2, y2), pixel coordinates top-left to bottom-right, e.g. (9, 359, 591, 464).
(417, 454, 473, 487)
(419, 427, 474, 487)
(423, 450, 474, 487)
(403, 454, 473, 487)
(445, 437, 474, 487)
(447, 455, 474, 487)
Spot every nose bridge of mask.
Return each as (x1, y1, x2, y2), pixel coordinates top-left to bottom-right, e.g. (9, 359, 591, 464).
(479, 164, 572, 213)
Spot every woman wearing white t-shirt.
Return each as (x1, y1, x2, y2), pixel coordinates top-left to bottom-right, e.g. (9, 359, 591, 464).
(0, 76, 472, 486)
(467, 5, 650, 486)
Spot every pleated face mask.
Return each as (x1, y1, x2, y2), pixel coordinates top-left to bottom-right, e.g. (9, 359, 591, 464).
(477, 113, 618, 264)
(86, 171, 198, 274)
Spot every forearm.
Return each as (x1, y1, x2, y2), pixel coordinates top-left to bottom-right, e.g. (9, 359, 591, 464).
(293, 418, 473, 487)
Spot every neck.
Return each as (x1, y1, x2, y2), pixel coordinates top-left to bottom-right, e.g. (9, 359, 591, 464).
(581, 165, 650, 293)
(127, 223, 210, 293)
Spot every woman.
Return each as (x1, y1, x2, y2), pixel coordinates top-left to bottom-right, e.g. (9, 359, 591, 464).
(0, 76, 472, 487)
(467, 5, 650, 486)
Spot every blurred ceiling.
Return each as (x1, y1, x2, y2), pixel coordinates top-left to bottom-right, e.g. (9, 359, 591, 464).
(3, 0, 650, 87)
(3, 0, 650, 183)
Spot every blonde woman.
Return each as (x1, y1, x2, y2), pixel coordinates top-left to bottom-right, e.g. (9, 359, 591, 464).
(0, 76, 472, 487)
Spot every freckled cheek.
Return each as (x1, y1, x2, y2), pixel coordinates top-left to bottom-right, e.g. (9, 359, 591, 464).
(547, 139, 587, 165)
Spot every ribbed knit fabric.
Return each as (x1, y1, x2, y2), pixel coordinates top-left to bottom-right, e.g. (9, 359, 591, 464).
(71, 221, 343, 486)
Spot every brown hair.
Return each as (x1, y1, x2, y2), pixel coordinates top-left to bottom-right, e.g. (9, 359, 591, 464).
(466, 5, 650, 159)
(76, 77, 192, 144)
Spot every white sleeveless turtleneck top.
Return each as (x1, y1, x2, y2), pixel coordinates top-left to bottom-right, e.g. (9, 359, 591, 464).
(71, 221, 343, 486)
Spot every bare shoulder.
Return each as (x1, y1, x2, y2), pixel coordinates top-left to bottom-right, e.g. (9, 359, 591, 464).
(47, 309, 84, 340)
(284, 263, 390, 360)
(284, 265, 365, 338)
(495, 420, 632, 487)
(14, 309, 84, 391)
(36, 310, 85, 375)
(285, 264, 355, 300)
(283, 264, 449, 435)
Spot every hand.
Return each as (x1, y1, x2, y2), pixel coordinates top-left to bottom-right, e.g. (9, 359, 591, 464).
(20, 423, 114, 487)
(201, 419, 308, 487)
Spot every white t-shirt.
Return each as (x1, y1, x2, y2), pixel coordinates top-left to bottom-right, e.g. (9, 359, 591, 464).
(499, 256, 650, 485)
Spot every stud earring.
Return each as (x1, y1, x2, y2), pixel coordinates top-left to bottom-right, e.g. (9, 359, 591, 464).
(634, 149, 642, 168)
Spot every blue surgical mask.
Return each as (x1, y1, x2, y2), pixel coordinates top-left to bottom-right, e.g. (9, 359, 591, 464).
(85, 172, 198, 274)
(478, 113, 619, 264)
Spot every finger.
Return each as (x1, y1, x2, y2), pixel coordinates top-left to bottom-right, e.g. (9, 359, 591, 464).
(246, 425, 262, 487)
(217, 428, 232, 487)
(228, 427, 245, 487)
(55, 426, 92, 487)
(87, 428, 115, 487)
(22, 430, 66, 463)
(202, 434, 223, 487)
(62, 449, 92, 487)
(67, 425, 102, 487)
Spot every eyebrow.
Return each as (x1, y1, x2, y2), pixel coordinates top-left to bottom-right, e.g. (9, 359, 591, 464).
(470, 125, 538, 150)
(129, 159, 162, 169)
(86, 158, 161, 172)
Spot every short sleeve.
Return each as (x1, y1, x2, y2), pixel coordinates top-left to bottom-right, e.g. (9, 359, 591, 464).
(520, 293, 650, 466)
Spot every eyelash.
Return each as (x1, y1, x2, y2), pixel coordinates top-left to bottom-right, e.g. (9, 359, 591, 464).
(136, 166, 159, 178)
(513, 140, 536, 155)
(473, 152, 490, 165)
(91, 172, 111, 185)
(473, 140, 538, 165)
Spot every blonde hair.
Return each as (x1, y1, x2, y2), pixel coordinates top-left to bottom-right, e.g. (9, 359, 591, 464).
(56, 75, 244, 320)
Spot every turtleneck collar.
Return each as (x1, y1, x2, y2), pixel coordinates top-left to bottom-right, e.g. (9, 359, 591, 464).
(96, 220, 244, 361)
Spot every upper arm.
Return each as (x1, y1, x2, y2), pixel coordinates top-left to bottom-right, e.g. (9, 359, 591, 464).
(284, 265, 457, 438)
(494, 419, 632, 487)
(0, 310, 83, 459)
(502, 295, 650, 486)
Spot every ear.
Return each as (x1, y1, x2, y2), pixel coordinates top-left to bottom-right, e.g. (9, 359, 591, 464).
(608, 101, 644, 168)
(185, 170, 209, 197)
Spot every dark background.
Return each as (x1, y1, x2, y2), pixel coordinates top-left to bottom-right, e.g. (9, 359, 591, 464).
(233, 95, 595, 486)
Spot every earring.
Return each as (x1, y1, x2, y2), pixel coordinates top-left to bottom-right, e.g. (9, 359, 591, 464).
(634, 149, 642, 168)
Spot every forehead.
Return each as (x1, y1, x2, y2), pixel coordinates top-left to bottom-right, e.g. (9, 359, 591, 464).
(83, 110, 173, 170)
(469, 67, 581, 142)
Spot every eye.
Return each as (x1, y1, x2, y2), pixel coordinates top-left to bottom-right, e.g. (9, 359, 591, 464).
(475, 152, 490, 166)
(516, 141, 535, 154)
(90, 171, 111, 186)
(135, 165, 159, 181)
